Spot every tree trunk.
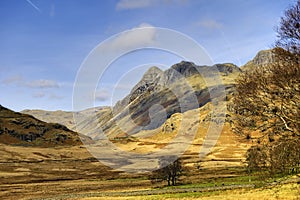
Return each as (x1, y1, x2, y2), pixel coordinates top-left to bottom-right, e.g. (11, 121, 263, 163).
(172, 175, 175, 186)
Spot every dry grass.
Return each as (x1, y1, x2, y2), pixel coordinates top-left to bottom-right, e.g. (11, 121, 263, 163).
(77, 183, 300, 200)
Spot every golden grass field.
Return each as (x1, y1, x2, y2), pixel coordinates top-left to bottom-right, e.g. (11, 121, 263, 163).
(2, 121, 299, 200)
(1, 103, 299, 199)
(77, 182, 300, 200)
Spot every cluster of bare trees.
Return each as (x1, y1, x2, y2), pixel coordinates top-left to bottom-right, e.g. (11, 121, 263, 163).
(232, 48, 300, 142)
(232, 1, 300, 176)
(150, 157, 182, 186)
(246, 137, 300, 175)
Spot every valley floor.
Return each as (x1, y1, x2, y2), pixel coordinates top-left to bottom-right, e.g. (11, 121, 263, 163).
(0, 145, 300, 200)
(0, 128, 298, 200)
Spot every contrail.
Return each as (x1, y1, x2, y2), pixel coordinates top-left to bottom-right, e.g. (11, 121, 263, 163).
(26, 0, 42, 13)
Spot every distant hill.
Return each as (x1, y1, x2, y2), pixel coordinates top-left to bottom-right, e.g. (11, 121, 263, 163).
(0, 105, 92, 146)
(22, 106, 112, 140)
(22, 106, 109, 133)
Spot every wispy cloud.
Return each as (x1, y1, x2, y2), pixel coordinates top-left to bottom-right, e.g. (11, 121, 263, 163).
(95, 89, 111, 102)
(2, 75, 60, 89)
(196, 19, 223, 30)
(103, 23, 156, 52)
(26, 79, 59, 89)
(2, 75, 23, 85)
(32, 92, 64, 100)
(26, 0, 42, 13)
(116, 0, 154, 10)
(116, 0, 188, 10)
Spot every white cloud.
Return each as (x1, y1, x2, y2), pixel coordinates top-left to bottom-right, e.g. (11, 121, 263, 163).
(116, 0, 154, 10)
(103, 23, 156, 52)
(95, 89, 111, 102)
(2, 75, 23, 85)
(196, 19, 223, 30)
(26, 79, 59, 89)
(116, 0, 188, 10)
(32, 92, 64, 99)
(2, 76, 61, 90)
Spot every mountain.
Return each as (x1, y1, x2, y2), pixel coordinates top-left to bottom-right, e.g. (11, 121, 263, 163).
(98, 61, 241, 138)
(241, 49, 276, 71)
(18, 60, 251, 172)
(0, 105, 92, 146)
(22, 106, 110, 133)
(23, 61, 241, 140)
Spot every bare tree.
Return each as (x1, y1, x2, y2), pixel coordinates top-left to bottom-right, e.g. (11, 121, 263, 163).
(231, 0, 300, 177)
(246, 145, 268, 173)
(231, 48, 300, 144)
(276, 0, 300, 54)
(269, 137, 300, 174)
(151, 157, 182, 186)
(231, 50, 300, 175)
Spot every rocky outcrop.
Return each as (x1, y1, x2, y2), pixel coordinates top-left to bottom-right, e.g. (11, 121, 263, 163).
(241, 49, 276, 71)
(215, 63, 242, 75)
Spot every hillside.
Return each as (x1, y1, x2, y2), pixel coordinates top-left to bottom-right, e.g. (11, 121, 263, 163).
(0, 105, 92, 146)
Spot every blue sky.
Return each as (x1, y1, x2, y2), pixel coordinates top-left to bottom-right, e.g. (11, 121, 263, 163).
(0, 0, 295, 111)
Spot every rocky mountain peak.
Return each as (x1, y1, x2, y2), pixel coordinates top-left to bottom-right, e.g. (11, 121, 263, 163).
(171, 61, 197, 72)
(144, 66, 163, 77)
(170, 61, 200, 77)
(252, 49, 275, 66)
(132, 66, 163, 90)
(241, 49, 276, 71)
(127, 66, 163, 102)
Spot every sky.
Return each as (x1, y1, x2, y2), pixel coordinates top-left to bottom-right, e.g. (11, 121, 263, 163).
(0, 0, 296, 111)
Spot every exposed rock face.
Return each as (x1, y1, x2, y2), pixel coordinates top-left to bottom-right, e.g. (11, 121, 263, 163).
(114, 66, 163, 114)
(215, 63, 242, 75)
(104, 61, 240, 138)
(0, 105, 92, 146)
(241, 49, 276, 71)
(252, 50, 276, 65)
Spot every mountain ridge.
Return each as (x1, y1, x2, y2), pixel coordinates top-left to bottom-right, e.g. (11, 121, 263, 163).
(21, 48, 274, 141)
(0, 104, 92, 146)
